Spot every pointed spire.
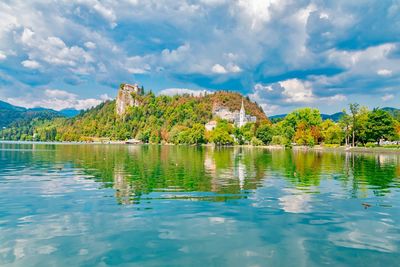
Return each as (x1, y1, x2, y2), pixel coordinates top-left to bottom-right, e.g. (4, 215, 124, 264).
(240, 98, 245, 112)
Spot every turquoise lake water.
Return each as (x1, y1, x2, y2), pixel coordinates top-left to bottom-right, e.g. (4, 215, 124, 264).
(0, 143, 399, 266)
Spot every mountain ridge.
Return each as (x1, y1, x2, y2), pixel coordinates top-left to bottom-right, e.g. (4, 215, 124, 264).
(0, 100, 80, 128)
(270, 107, 400, 122)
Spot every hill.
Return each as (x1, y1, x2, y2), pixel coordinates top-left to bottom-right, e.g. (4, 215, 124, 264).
(270, 112, 345, 122)
(0, 100, 64, 128)
(55, 89, 268, 141)
(270, 108, 400, 123)
(382, 107, 400, 120)
(1, 87, 269, 142)
(59, 108, 81, 117)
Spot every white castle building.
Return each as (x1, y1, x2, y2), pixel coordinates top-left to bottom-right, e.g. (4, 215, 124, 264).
(210, 99, 257, 128)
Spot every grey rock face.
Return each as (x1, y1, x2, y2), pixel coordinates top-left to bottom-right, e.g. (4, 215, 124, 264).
(116, 84, 141, 116)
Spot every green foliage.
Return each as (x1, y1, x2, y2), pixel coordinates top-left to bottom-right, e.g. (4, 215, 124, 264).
(365, 142, 377, 148)
(256, 123, 273, 145)
(282, 108, 322, 146)
(321, 119, 343, 144)
(251, 137, 263, 146)
(233, 127, 245, 145)
(171, 123, 206, 145)
(209, 120, 234, 145)
(366, 109, 395, 143)
(3, 92, 399, 149)
(271, 135, 286, 145)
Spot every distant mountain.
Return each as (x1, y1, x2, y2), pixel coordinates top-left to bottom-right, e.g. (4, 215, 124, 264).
(59, 108, 81, 117)
(269, 114, 286, 122)
(270, 112, 345, 122)
(0, 100, 26, 112)
(382, 107, 400, 118)
(0, 100, 83, 128)
(0, 100, 64, 128)
(270, 108, 399, 123)
(321, 112, 344, 122)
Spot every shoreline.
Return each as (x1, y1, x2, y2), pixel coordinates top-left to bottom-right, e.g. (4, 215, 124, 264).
(1, 140, 400, 153)
(292, 145, 400, 154)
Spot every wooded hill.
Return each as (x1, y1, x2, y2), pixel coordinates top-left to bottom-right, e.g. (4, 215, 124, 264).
(1, 90, 268, 143)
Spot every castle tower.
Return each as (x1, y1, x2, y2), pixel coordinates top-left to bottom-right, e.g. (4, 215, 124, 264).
(239, 99, 246, 127)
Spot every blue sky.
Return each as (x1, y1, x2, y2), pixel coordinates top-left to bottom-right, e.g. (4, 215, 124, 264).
(0, 0, 399, 115)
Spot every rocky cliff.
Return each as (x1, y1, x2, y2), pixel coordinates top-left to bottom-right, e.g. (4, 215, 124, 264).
(115, 83, 142, 116)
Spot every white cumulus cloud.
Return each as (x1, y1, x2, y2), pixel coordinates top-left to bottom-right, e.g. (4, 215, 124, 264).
(84, 41, 96, 49)
(7, 89, 107, 111)
(21, 60, 41, 69)
(381, 94, 394, 101)
(211, 64, 228, 74)
(0, 51, 6, 60)
(280, 78, 314, 103)
(377, 69, 392, 77)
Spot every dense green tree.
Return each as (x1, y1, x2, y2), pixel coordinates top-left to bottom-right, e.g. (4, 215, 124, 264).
(209, 120, 234, 145)
(241, 123, 256, 144)
(321, 119, 343, 144)
(282, 108, 322, 146)
(366, 109, 395, 143)
(233, 127, 245, 145)
(256, 123, 273, 145)
(355, 107, 369, 145)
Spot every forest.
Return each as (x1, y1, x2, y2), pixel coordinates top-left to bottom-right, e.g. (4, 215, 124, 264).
(1, 90, 399, 147)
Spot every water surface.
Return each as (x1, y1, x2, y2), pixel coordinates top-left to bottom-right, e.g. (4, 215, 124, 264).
(0, 143, 399, 266)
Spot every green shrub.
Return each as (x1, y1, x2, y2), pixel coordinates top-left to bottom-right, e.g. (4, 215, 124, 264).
(365, 142, 377, 148)
(251, 137, 263, 146)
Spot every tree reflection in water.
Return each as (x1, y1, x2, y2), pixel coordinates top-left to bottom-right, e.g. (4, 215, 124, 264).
(1, 142, 399, 205)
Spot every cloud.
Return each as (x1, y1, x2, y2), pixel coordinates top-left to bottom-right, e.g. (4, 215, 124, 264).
(100, 94, 112, 101)
(84, 41, 96, 49)
(161, 44, 191, 64)
(21, 60, 41, 69)
(381, 94, 394, 102)
(250, 79, 314, 106)
(377, 69, 392, 77)
(158, 88, 212, 96)
(249, 78, 348, 114)
(0, 51, 6, 60)
(6, 89, 107, 111)
(211, 64, 227, 74)
(0, 0, 400, 115)
(17, 27, 94, 75)
(280, 79, 314, 103)
(226, 63, 242, 73)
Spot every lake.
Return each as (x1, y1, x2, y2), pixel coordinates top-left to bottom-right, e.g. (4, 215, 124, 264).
(0, 143, 399, 266)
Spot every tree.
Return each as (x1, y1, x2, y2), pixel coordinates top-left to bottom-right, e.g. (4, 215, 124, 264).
(187, 123, 205, 145)
(210, 128, 234, 145)
(366, 109, 395, 144)
(241, 123, 256, 144)
(256, 123, 273, 145)
(209, 120, 234, 145)
(321, 119, 343, 144)
(349, 103, 360, 146)
(282, 108, 322, 145)
(339, 110, 351, 146)
(395, 121, 400, 140)
(355, 107, 369, 145)
(233, 127, 245, 145)
(293, 122, 315, 146)
(149, 129, 161, 144)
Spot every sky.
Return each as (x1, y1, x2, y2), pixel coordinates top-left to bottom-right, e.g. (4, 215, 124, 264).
(0, 0, 399, 115)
